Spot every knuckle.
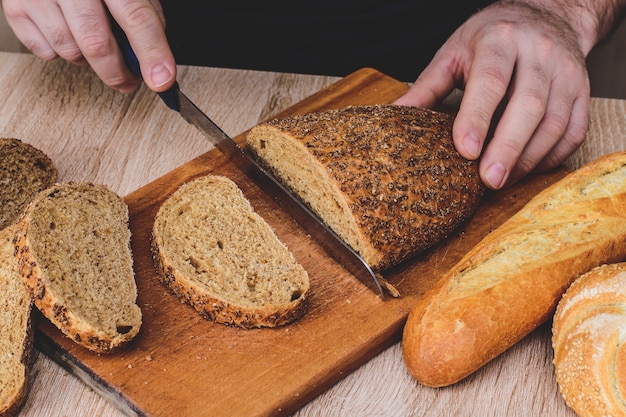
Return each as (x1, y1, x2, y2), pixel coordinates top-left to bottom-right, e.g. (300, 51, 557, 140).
(1, 1, 25, 20)
(28, 43, 58, 61)
(538, 111, 568, 140)
(122, 3, 159, 30)
(519, 88, 547, 120)
(79, 34, 113, 59)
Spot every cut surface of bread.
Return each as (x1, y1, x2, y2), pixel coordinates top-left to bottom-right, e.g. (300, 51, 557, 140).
(0, 225, 32, 417)
(14, 182, 141, 353)
(552, 262, 626, 417)
(0, 138, 57, 230)
(246, 104, 484, 271)
(151, 175, 309, 328)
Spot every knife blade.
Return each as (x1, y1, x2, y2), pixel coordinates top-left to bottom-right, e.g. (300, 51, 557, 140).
(109, 18, 385, 298)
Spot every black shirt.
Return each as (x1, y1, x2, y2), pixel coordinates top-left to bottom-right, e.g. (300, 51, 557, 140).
(159, 1, 495, 82)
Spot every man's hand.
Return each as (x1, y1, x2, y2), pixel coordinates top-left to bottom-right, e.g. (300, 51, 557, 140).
(395, 0, 624, 189)
(2, 0, 176, 92)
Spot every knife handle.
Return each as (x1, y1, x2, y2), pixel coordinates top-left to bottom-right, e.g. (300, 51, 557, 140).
(108, 13, 180, 111)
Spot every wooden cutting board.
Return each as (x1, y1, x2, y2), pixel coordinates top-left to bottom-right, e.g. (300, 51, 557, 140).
(34, 68, 568, 417)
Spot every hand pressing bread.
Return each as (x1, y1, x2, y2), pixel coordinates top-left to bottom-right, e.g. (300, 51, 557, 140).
(402, 151, 626, 387)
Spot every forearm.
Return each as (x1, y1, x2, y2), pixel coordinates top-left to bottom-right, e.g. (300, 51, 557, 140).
(505, 0, 626, 55)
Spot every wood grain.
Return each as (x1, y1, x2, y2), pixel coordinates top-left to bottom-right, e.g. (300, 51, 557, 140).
(1, 51, 623, 417)
(24, 64, 566, 416)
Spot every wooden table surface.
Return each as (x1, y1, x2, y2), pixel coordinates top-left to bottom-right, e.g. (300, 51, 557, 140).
(1, 50, 624, 417)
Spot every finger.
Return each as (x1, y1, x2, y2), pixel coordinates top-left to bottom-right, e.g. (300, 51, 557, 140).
(148, 0, 166, 27)
(478, 62, 553, 189)
(2, 0, 64, 61)
(58, 0, 142, 92)
(505, 64, 590, 184)
(393, 45, 459, 109)
(505, 79, 574, 185)
(4, 15, 58, 60)
(106, 0, 176, 92)
(535, 93, 590, 173)
(452, 33, 517, 163)
(32, 1, 86, 64)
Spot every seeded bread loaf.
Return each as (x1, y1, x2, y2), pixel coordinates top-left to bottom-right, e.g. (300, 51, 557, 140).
(0, 138, 57, 230)
(402, 151, 626, 387)
(14, 182, 142, 353)
(151, 175, 309, 328)
(246, 104, 484, 271)
(0, 225, 33, 417)
(552, 262, 626, 417)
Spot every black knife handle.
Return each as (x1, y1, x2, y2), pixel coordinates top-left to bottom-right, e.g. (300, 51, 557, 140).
(108, 12, 180, 111)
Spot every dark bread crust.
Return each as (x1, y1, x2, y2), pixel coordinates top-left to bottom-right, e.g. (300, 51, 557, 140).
(150, 246, 309, 328)
(0, 138, 57, 230)
(246, 104, 484, 271)
(14, 183, 141, 353)
(0, 226, 33, 417)
(150, 175, 310, 329)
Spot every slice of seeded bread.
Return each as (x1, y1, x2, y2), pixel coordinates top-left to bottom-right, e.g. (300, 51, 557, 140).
(151, 175, 310, 328)
(0, 138, 57, 230)
(0, 225, 33, 417)
(14, 182, 142, 353)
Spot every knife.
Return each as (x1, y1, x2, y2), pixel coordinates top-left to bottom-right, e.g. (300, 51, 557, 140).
(109, 17, 385, 298)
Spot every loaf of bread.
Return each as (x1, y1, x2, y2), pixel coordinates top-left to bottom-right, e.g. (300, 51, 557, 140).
(14, 182, 142, 353)
(402, 151, 626, 387)
(552, 262, 626, 417)
(151, 175, 309, 328)
(0, 138, 57, 230)
(0, 225, 33, 417)
(245, 104, 484, 271)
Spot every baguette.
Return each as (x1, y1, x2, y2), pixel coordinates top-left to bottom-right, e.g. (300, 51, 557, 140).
(402, 151, 626, 387)
(151, 175, 309, 328)
(0, 138, 57, 230)
(246, 104, 484, 271)
(0, 226, 33, 417)
(552, 262, 626, 417)
(14, 182, 142, 353)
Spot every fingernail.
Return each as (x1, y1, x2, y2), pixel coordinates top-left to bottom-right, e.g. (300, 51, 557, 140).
(485, 162, 507, 189)
(463, 133, 481, 159)
(151, 64, 172, 88)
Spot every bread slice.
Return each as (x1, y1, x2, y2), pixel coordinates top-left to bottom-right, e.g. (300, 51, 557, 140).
(151, 175, 309, 328)
(246, 104, 484, 271)
(14, 182, 141, 353)
(0, 225, 33, 417)
(552, 262, 626, 417)
(0, 138, 57, 230)
(402, 151, 626, 387)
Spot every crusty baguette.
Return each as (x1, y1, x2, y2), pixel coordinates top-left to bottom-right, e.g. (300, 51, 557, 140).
(552, 262, 626, 417)
(402, 151, 626, 387)
(0, 138, 57, 230)
(14, 182, 142, 353)
(151, 175, 310, 328)
(246, 104, 484, 271)
(0, 225, 33, 417)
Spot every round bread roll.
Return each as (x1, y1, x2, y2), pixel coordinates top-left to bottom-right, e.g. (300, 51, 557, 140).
(552, 262, 626, 417)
